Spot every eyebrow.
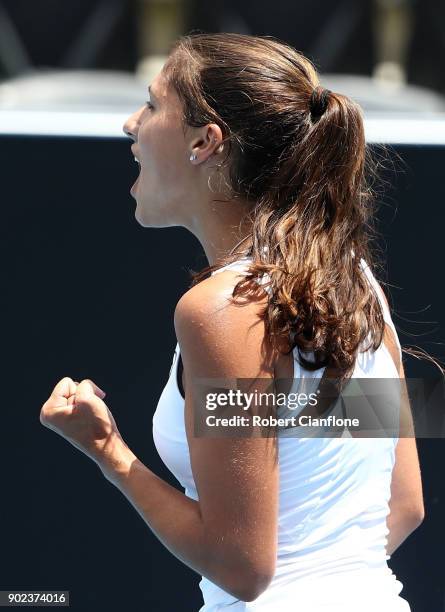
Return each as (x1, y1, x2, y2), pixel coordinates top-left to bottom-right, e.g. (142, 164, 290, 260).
(148, 85, 157, 100)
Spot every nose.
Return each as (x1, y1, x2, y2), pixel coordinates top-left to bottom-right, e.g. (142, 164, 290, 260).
(123, 127, 135, 141)
(122, 106, 144, 141)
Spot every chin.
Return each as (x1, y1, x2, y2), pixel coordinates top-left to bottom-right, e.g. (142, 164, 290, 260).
(134, 204, 174, 229)
(135, 209, 156, 228)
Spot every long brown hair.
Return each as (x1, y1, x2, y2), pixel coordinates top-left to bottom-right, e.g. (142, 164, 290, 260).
(163, 32, 444, 383)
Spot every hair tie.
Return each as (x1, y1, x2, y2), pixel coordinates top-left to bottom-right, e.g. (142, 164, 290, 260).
(309, 86, 331, 120)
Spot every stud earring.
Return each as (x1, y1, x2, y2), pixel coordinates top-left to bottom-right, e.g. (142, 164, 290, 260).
(189, 153, 197, 161)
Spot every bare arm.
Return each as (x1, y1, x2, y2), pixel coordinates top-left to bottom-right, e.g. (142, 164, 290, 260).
(99, 274, 279, 602)
(386, 434, 424, 556)
(379, 291, 425, 557)
(385, 350, 425, 556)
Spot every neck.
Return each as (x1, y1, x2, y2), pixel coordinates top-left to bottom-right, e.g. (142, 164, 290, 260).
(187, 197, 254, 267)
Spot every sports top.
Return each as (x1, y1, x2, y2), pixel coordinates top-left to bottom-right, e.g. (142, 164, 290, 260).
(152, 256, 411, 611)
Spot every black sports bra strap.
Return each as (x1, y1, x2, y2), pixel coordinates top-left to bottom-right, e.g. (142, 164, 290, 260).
(176, 353, 185, 399)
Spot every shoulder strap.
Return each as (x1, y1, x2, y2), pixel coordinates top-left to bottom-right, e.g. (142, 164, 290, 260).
(359, 258, 402, 361)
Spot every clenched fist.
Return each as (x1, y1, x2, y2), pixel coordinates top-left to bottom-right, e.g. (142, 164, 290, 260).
(40, 377, 126, 468)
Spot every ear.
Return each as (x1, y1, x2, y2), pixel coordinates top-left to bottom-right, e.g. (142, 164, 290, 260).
(189, 123, 224, 164)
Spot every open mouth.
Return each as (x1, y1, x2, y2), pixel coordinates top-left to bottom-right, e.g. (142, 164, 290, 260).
(131, 157, 141, 194)
(130, 174, 140, 196)
(130, 146, 142, 195)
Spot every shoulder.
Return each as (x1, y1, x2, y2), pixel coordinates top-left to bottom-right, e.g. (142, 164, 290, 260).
(174, 270, 275, 378)
(175, 272, 279, 596)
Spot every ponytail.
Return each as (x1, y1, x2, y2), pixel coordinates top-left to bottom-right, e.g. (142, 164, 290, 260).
(165, 32, 445, 382)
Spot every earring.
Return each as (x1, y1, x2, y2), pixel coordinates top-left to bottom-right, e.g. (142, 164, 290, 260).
(189, 153, 198, 161)
(207, 162, 225, 193)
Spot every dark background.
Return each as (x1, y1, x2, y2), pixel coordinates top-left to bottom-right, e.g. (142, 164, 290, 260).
(0, 135, 443, 611)
(1, 0, 444, 609)
(0, 0, 445, 94)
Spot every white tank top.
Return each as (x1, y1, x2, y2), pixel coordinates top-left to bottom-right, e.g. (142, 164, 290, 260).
(152, 257, 411, 611)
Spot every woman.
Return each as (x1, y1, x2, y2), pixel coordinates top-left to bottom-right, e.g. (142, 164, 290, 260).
(40, 33, 425, 610)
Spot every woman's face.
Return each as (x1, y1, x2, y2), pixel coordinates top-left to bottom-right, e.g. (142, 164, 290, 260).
(122, 69, 195, 228)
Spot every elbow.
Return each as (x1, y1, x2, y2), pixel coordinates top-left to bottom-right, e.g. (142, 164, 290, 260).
(402, 503, 425, 533)
(233, 577, 273, 603)
(229, 566, 275, 602)
(211, 537, 277, 601)
(408, 497, 425, 527)
(411, 505, 425, 527)
(390, 498, 425, 530)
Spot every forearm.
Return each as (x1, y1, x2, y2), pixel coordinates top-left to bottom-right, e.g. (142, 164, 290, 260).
(97, 436, 245, 598)
(385, 505, 422, 557)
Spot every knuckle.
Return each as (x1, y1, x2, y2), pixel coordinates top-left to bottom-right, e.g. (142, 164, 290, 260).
(39, 406, 49, 426)
(74, 391, 88, 404)
(40, 399, 56, 424)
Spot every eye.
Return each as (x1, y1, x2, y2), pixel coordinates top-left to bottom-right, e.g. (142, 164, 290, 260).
(145, 100, 154, 111)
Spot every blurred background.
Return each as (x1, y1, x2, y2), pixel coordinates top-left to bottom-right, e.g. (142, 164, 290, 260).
(0, 2, 444, 612)
(0, 0, 445, 127)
